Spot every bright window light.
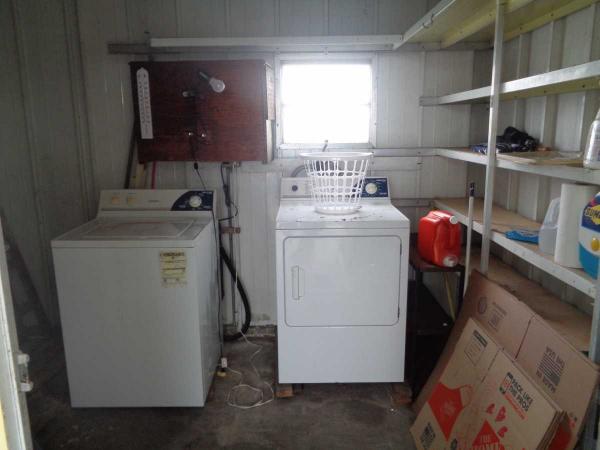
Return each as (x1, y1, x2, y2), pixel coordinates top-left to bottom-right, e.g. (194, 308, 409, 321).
(280, 63, 372, 145)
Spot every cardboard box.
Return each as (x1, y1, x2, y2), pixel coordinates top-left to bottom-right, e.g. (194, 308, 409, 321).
(461, 351, 564, 450)
(470, 253, 591, 353)
(410, 319, 500, 449)
(520, 295, 591, 353)
(516, 316, 600, 450)
(414, 271, 535, 414)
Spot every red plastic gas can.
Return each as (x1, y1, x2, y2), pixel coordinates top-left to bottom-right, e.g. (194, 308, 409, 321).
(418, 210, 462, 267)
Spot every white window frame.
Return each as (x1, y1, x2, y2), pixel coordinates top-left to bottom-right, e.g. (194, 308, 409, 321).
(274, 52, 377, 152)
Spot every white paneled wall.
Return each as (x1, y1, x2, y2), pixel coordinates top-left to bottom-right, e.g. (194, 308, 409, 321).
(3, 0, 477, 325)
(0, 0, 50, 320)
(75, 0, 475, 325)
(468, 3, 600, 313)
(0, 0, 92, 323)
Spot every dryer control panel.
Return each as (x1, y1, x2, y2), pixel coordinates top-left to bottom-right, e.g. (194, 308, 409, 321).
(98, 190, 214, 213)
(280, 177, 389, 199)
(361, 178, 389, 198)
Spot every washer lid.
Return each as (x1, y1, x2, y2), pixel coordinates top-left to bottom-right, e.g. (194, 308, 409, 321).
(82, 219, 194, 239)
(52, 217, 210, 247)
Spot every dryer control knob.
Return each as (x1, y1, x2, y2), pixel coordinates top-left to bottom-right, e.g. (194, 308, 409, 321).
(365, 182, 378, 195)
(189, 195, 203, 208)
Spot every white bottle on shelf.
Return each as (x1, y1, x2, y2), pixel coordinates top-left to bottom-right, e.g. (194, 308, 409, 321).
(583, 107, 600, 169)
(539, 197, 560, 255)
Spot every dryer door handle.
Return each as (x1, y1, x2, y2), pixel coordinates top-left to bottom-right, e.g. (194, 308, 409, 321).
(291, 265, 304, 300)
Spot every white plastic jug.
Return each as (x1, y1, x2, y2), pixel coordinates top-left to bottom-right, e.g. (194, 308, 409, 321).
(539, 197, 560, 255)
(583, 107, 600, 169)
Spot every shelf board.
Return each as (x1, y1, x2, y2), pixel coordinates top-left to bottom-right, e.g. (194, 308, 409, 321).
(420, 60, 600, 106)
(434, 197, 597, 298)
(436, 148, 600, 184)
(396, 0, 597, 50)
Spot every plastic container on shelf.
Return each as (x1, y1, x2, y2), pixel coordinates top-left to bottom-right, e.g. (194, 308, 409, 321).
(418, 210, 462, 267)
(539, 197, 560, 255)
(301, 151, 373, 215)
(583, 107, 600, 169)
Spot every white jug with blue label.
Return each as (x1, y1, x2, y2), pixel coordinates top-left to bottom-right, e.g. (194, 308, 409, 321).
(579, 192, 600, 278)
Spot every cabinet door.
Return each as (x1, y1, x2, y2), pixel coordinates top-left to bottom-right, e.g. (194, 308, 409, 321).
(284, 235, 401, 327)
(131, 60, 273, 163)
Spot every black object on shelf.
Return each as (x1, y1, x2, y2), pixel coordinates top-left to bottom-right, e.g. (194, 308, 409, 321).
(407, 233, 465, 397)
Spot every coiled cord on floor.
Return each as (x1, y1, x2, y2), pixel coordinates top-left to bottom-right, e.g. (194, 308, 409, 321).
(220, 246, 251, 341)
(226, 332, 274, 410)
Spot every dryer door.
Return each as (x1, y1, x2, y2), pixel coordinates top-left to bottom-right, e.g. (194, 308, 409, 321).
(283, 235, 401, 327)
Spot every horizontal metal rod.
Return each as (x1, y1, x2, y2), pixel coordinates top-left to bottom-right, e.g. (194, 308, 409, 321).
(107, 41, 491, 55)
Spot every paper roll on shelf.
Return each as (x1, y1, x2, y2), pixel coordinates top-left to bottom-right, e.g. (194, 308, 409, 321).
(554, 183, 598, 268)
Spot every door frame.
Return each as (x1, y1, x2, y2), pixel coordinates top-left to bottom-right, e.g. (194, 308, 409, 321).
(0, 218, 33, 449)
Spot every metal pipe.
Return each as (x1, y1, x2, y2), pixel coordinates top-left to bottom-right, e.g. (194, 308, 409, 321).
(226, 165, 237, 328)
(583, 274, 600, 448)
(480, 0, 506, 274)
(464, 182, 475, 295)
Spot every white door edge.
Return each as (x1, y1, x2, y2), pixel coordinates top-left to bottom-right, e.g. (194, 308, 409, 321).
(0, 219, 33, 450)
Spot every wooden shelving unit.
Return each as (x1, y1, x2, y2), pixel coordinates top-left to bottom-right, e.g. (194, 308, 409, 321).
(396, 0, 600, 444)
(435, 197, 597, 297)
(435, 148, 600, 184)
(395, 0, 597, 50)
(420, 60, 600, 106)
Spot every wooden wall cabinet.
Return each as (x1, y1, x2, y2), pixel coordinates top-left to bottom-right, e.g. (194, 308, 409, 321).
(130, 60, 274, 163)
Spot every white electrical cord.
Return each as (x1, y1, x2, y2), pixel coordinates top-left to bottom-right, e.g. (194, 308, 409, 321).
(226, 332, 275, 410)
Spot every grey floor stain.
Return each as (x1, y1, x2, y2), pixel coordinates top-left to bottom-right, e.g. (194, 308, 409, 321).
(26, 336, 416, 450)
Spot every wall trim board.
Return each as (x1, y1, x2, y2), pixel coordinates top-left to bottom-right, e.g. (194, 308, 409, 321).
(9, 0, 53, 321)
(63, 0, 96, 220)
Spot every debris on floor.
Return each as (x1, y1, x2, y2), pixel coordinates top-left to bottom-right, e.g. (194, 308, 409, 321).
(26, 335, 417, 450)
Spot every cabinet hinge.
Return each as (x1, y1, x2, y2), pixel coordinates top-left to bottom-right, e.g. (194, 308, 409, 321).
(17, 352, 33, 393)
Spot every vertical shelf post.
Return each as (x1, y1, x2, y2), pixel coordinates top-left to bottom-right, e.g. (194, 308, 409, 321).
(480, 0, 506, 274)
(583, 274, 600, 448)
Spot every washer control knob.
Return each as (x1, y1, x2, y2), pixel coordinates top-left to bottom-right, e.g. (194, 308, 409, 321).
(189, 195, 203, 208)
(365, 182, 378, 195)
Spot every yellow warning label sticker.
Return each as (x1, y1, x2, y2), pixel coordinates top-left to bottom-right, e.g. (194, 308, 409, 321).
(160, 251, 187, 286)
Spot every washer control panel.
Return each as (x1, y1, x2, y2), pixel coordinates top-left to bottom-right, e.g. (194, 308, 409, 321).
(361, 177, 389, 198)
(99, 190, 214, 212)
(171, 191, 214, 211)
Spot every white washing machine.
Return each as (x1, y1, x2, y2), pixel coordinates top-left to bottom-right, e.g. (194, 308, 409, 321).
(52, 190, 220, 407)
(276, 177, 409, 383)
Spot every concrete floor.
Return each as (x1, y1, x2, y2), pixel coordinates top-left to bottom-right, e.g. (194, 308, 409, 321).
(25, 335, 417, 450)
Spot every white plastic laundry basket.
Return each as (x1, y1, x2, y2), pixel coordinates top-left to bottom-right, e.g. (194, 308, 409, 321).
(301, 152, 373, 214)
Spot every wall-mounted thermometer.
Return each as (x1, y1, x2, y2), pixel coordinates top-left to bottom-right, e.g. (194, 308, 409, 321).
(136, 68, 153, 139)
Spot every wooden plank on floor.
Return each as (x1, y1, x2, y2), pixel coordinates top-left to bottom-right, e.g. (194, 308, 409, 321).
(274, 383, 294, 399)
(389, 382, 412, 407)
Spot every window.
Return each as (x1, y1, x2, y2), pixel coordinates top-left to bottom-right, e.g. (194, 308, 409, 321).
(277, 58, 375, 148)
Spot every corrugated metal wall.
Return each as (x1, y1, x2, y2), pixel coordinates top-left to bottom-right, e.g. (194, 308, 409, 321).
(0, 0, 93, 324)
(1, 0, 472, 326)
(76, 0, 472, 326)
(4, 0, 596, 326)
